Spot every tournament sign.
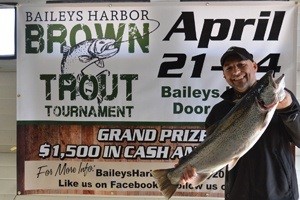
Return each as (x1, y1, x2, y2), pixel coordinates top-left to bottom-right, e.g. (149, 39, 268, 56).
(17, 1, 297, 198)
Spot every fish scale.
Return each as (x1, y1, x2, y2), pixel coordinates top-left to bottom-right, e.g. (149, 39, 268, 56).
(151, 70, 285, 199)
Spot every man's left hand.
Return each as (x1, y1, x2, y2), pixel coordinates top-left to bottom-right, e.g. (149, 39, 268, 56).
(277, 91, 292, 110)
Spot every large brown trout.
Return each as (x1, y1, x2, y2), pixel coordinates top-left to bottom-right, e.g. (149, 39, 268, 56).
(151, 70, 286, 199)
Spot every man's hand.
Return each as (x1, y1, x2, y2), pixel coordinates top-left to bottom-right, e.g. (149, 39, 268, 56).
(178, 164, 197, 185)
(277, 91, 292, 110)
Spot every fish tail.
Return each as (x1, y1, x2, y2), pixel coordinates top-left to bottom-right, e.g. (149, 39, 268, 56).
(151, 168, 178, 199)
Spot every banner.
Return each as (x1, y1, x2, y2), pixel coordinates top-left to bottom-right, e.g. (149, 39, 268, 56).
(17, 2, 297, 198)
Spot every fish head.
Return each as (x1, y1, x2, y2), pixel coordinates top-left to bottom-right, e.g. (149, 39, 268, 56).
(89, 39, 119, 59)
(255, 70, 285, 111)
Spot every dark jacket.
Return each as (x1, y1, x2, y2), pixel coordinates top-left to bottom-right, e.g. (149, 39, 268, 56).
(205, 88, 300, 200)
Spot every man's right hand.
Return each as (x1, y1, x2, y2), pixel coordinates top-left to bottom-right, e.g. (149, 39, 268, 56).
(178, 164, 197, 185)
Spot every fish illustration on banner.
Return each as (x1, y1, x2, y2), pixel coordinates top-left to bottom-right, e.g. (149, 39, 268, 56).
(61, 38, 119, 74)
(60, 38, 120, 105)
(59, 19, 160, 105)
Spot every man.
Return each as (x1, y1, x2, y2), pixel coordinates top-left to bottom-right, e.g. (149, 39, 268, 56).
(180, 46, 300, 200)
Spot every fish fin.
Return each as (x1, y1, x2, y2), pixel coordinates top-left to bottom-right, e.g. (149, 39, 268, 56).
(62, 46, 71, 53)
(95, 59, 104, 68)
(227, 157, 240, 171)
(79, 55, 93, 63)
(151, 168, 178, 200)
(233, 98, 241, 104)
(190, 172, 211, 186)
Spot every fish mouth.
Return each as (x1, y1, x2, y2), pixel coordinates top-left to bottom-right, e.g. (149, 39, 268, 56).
(256, 97, 277, 111)
(100, 41, 116, 52)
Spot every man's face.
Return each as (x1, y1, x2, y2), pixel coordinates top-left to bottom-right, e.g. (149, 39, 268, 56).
(223, 57, 258, 93)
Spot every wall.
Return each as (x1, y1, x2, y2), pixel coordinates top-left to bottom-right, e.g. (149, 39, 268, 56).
(0, 70, 16, 200)
(0, 1, 299, 200)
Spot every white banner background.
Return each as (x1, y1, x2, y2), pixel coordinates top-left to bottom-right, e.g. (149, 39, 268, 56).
(17, 2, 297, 122)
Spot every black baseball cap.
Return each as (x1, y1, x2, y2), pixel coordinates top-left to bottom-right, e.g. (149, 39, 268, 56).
(220, 46, 254, 66)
